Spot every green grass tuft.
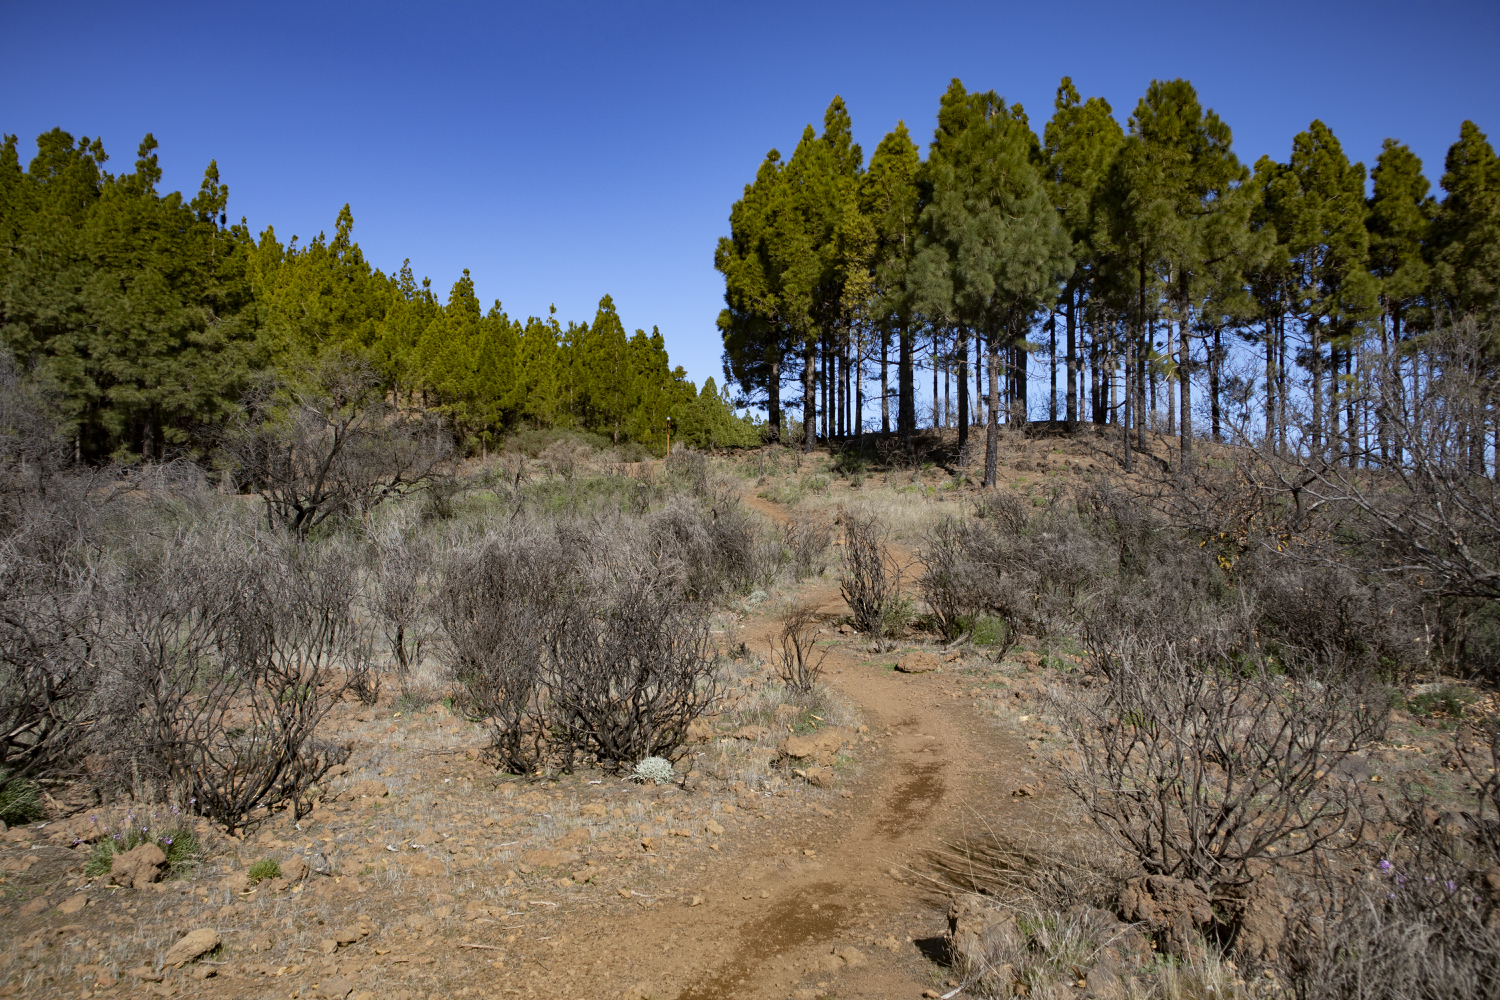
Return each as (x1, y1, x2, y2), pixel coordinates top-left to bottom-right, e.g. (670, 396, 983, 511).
(81, 819, 201, 879)
(247, 857, 281, 883)
(0, 776, 44, 826)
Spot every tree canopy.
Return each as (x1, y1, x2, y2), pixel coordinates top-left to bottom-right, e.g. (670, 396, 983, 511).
(0, 130, 754, 462)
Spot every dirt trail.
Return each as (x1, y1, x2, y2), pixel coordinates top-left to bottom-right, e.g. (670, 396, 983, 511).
(627, 491, 1038, 1000)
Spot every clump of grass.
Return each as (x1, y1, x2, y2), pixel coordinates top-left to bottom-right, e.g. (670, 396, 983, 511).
(1406, 684, 1475, 719)
(0, 775, 44, 825)
(247, 858, 281, 883)
(82, 816, 201, 879)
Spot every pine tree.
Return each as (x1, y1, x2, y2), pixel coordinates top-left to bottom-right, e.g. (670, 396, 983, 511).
(1043, 77, 1124, 431)
(909, 79, 1072, 484)
(1432, 121, 1500, 319)
(860, 123, 922, 439)
(1259, 121, 1377, 461)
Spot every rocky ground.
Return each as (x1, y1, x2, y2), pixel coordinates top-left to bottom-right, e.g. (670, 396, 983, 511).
(0, 445, 1490, 1000)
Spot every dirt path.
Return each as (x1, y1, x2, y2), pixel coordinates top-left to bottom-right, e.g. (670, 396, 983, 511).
(615, 492, 1039, 1000)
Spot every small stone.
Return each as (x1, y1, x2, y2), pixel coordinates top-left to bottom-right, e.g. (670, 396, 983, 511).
(281, 855, 311, 882)
(126, 966, 163, 982)
(923, 991, 942, 998)
(19, 896, 49, 917)
(109, 843, 167, 888)
(835, 946, 866, 968)
(190, 965, 217, 980)
(618, 887, 632, 898)
(704, 819, 725, 836)
(803, 849, 816, 857)
(896, 652, 939, 673)
(320, 938, 339, 954)
(56, 894, 87, 915)
(317, 976, 356, 997)
(163, 927, 221, 967)
(345, 780, 389, 801)
(520, 849, 580, 869)
(640, 837, 657, 852)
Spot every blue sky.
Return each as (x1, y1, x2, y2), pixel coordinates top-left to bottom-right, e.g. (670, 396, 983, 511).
(4, 0, 1498, 399)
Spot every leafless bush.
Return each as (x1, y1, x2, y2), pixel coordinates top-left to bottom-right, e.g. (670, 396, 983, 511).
(780, 516, 831, 581)
(441, 526, 720, 774)
(225, 352, 449, 539)
(371, 522, 435, 694)
(1059, 640, 1385, 888)
(921, 495, 1111, 651)
(441, 536, 560, 774)
(0, 478, 107, 793)
(549, 583, 718, 770)
(1456, 716, 1500, 868)
(648, 495, 776, 598)
(1280, 870, 1500, 1000)
(102, 526, 356, 832)
(769, 605, 829, 694)
(1247, 560, 1427, 679)
(840, 513, 901, 638)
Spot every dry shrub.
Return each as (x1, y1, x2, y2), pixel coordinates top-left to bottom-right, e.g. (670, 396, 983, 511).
(1281, 868, 1500, 1000)
(769, 605, 829, 694)
(549, 583, 718, 769)
(1059, 640, 1384, 887)
(441, 526, 720, 774)
(839, 513, 901, 637)
(780, 516, 831, 581)
(440, 528, 565, 773)
(930, 831, 1127, 913)
(648, 496, 777, 598)
(920, 492, 1111, 650)
(226, 351, 448, 539)
(100, 526, 357, 831)
(370, 520, 435, 694)
(0, 476, 107, 794)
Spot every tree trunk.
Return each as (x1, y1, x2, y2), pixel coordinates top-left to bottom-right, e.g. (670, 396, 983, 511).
(1310, 318, 1323, 459)
(802, 338, 816, 452)
(880, 329, 890, 436)
(985, 327, 1000, 488)
(766, 351, 781, 444)
(1179, 301, 1192, 474)
(1210, 326, 1222, 443)
(899, 323, 914, 440)
(1164, 313, 1175, 436)
(1048, 310, 1058, 424)
(932, 331, 940, 429)
(1264, 315, 1276, 450)
(1065, 286, 1078, 430)
(1123, 330, 1133, 473)
(820, 334, 830, 443)
(855, 331, 864, 444)
(957, 329, 969, 450)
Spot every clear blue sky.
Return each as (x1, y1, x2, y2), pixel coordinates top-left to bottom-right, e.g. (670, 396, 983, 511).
(5, 0, 1498, 395)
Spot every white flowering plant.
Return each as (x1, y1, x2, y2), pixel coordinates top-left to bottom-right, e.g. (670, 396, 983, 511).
(633, 756, 676, 786)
